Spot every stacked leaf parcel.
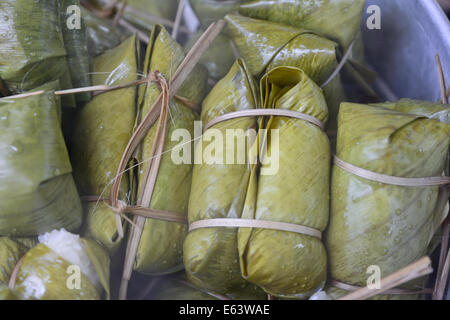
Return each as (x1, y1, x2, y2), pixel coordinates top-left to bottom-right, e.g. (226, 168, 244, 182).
(187, 0, 249, 83)
(224, 14, 346, 128)
(0, 0, 91, 103)
(184, 60, 331, 299)
(1, 0, 448, 301)
(0, 229, 110, 300)
(325, 100, 450, 299)
(72, 22, 208, 298)
(237, 0, 376, 99)
(87, 0, 179, 32)
(0, 1, 114, 300)
(72, 34, 140, 257)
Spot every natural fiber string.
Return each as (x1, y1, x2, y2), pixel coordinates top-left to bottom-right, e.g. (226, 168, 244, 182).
(433, 215, 450, 299)
(436, 54, 448, 104)
(171, 0, 185, 39)
(321, 40, 355, 89)
(329, 279, 433, 296)
(192, 85, 327, 245)
(80, 0, 191, 35)
(189, 219, 322, 240)
(113, 0, 128, 26)
(204, 109, 325, 132)
(8, 255, 25, 290)
(338, 257, 433, 300)
(432, 55, 450, 300)
(1, 77, 198, 112)
(334, 156, 450, 187)
(114, 21, 226, 300)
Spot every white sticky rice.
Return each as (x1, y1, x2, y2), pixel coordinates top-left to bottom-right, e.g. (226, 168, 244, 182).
(37, 228, 101, 290)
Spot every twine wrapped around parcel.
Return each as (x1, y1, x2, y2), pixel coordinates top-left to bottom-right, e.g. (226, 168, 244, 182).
(184, 64, 331, 299)
(325, 100, 450, 300)
(105, 21, 227, 300)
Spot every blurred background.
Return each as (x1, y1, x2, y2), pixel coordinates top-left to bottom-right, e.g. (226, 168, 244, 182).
(438, 0, 450, 14)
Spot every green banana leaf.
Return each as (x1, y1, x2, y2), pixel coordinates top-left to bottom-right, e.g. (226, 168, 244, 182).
(72, 35, 140, 257)
(133, 25, 207, 275)
(59, 0, 91, 103)
(0, 0, 76, 108)
(14, 236, 110, 300)
(184, 59, 260, 297)
(185, 63, 331, 299)
(238, 0, 377, 98)
(239, 0, 365, 52)
(0, 91, 83, 237)
(190, 0, 250, 28)
(92, 0, 179, 32)
(0, 284, 18, 300)
(239, 66, 330, 299)
(0, 237, 36, 286)
(225, 14, 346, 127)
(325, 100, 450, 299)
(81, 7, 128, 57)
(31, 80, 63, 122)
(185, 31, 236, 81)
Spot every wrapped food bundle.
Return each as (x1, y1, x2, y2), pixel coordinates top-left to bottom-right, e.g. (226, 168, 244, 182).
(185, 31, 236, 82)
(0, 0, 76, 108)
(9, 229, 110, 300)
(82, 7, 128, 57)
(238, 0, 376, 99)
(128, 25, 207, 275)
(0, 284, 17, 300)
(190, 0, 250, 28)
(325, 100, 450, 299)
(239, 0, 365, 52)
(225, 14, 346, 125)
(0, 92, 83, 236)
(0, 237, 36, 286)
(71, 35, 140, 257)
(59, 0, 91, 103)
(91, 0, 179, 32)
(184, 61, 330, 299)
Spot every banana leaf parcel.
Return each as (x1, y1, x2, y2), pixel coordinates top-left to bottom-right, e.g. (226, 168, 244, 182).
(12, 229, 110, 300)
(0, 237, 36, 286)
(325, 100, 450, 299)
(184, 62, 330, 299)
(0, 92, 83, 237)
(81, 7, 128, 57)
(0, 284, 17, 300)
(72, 35, 140, 257)
(239, 0, 365, 52)
(238, 0, 376, 98)
(183, 59, 259, 298)
(92, 0, 179, 32)
(130, 25, 207, 275)
(190, 0, 250, 28)
(0, 0, 76, 108)
(225, 14, 346, 127)
(59, 0, 91, 103)
(185, 31, 236, 82)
